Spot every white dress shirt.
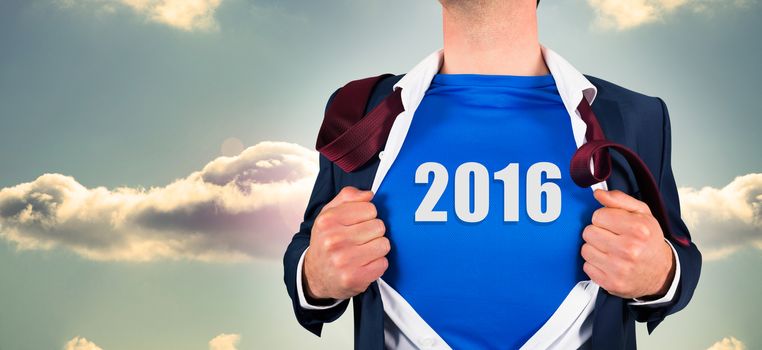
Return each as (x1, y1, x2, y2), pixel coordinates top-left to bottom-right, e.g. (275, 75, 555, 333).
(296, 46, 682, 350)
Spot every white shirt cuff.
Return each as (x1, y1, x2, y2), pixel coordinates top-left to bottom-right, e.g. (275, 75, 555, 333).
(296, 246, 346, 310)
(628, 238, 681, 306)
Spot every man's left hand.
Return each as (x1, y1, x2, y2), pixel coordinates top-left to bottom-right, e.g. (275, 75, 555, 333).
(581, 189, 676, 300)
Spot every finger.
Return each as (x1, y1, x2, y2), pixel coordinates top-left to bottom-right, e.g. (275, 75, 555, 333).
(581, 224, 619, 254)
(581, 242, 608, 269)
(345, 219, 386, 246)
(358, 256, 389, 282)
(583, 261, 607, 286)
(330, 201, 378, 226)
(331, 235, 389, 268)
(593, 189, 651, 215)
(323, 186, 374, 211)
(591, 207, 644, 237)
(353, 236, 391, 265)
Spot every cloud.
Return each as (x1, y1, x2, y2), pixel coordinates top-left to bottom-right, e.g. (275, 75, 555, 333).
(707, 336, 747, 350)
(64, 336, 103, 350)
(0, 141, 318, 262)
(587, 0, 753, 30)
(63, 334, 242, 349)
(57, 0, 224, 31)
(4, 135, 753, 264)
(678, 173, 762, 260)
(209, 333, 241, 350)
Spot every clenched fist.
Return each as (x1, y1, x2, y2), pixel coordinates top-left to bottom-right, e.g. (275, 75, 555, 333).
(303, 186, 391, 301)
(581, 189, 676, 300)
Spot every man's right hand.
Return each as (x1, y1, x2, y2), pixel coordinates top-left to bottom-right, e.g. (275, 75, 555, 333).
(303, 186, 390, 301)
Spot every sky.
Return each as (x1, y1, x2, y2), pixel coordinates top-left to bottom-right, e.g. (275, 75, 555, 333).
(0, 0, 760, 349)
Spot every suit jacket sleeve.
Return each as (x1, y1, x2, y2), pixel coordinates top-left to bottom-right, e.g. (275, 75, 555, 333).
(628, 97, 703, 333)
(282, 88, 351, 337)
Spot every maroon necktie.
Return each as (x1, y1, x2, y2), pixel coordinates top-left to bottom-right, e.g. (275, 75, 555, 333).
(316, 74, 404, 173)
(570, 97, 690, 247)
(316, 75, 690, 247)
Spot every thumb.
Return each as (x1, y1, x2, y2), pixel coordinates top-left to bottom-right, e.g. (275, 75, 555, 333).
(593, 189, 650, 214)
(324, 186, 374, 210)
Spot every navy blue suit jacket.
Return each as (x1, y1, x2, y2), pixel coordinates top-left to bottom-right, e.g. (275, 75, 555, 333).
(283, 74, 702, 350)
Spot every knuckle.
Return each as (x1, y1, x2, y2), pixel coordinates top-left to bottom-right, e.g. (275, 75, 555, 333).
(582, 225, 594, 241)
(591, 209, 602, 225)
(584, 263, 602, 284)
(339, 186, 355, 197)
(345, 202, 374, 219)
(378, 257, 389, 272)
(373, 219, 386, 235)
(634, 222, 650, 239)
(580, 244, 590, 260)
(322, 235, 339, 252)
(338, 271, 355, 290)
(629, 242, 643, 259)
(379, 237, 391, 255)
(623, 243, 638, 261)
(592, 208, 608, 226)
(319, 210, 336, 225)
(369, 258, 389, 281)
(330, 252, 347, 268)
(363, 202, 378, 218)
(313, 215, 328, 231)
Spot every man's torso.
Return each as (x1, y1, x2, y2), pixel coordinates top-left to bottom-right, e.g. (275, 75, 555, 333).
(373, 72, 601, 349)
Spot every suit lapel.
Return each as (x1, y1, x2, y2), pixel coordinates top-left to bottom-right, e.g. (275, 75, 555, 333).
(589, 95, 640, 350)
(591, 97, 640, 196)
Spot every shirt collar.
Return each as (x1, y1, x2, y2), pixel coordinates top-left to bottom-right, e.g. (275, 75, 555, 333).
(392, 45, 598, 148)
(540, 45, 598, 116)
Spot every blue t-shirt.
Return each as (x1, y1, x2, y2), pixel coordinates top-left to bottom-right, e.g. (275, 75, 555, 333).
(373, 73, 601, 349)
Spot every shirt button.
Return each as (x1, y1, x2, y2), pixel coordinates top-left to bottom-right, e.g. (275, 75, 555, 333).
(419, 337, 437, 348)
(379, 151, 386, 159)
